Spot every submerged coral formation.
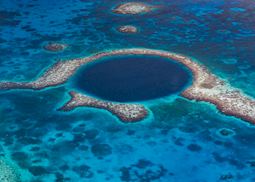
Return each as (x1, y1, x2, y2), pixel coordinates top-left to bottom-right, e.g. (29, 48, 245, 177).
(0, 158, 20, 182)
(0, 48, 255, 124)
(43, 42, 68, 52)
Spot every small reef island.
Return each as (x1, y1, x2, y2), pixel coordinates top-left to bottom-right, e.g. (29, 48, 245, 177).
(117, 25, 138, 34)
(0, 48, 255, 124)
(112, 2, 154, 15)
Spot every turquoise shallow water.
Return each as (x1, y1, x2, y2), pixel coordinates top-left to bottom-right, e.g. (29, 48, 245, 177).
(0, 0, 255, 181)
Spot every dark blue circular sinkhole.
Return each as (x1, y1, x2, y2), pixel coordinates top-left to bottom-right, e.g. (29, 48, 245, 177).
(72, 55, 192, 102)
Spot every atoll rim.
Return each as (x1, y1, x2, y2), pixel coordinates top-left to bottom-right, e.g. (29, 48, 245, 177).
(0, 48, 255, 124)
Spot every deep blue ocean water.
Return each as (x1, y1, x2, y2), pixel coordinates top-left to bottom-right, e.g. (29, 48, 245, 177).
(72, 55, 191, 102)
(0, 0, 255, 181)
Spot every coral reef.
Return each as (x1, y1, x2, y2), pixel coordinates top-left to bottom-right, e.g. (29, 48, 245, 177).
(0, 48, 255, 124)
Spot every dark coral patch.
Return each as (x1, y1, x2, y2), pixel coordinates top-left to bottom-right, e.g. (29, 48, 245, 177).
(247, 160, 255, 167)
(187, 144, 202, 152)
(28, 166, 48, 176)
(91, 143, 112, 158)
(120, 159, 167, 181)
(84, 129, 99, 140)
(72, 123, 86, 133)
(0, 10, 21, 26)
(212, 152, 245, 169)
(219, 173, 234, 181)
(73, 165, 94, 178)
(217, 128, 235, 137)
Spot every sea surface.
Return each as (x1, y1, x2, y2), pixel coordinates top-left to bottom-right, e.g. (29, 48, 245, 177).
(0, 0, 255, 181)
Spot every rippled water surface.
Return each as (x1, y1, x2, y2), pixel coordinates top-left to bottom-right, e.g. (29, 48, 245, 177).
(0, 0, 255, 181)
